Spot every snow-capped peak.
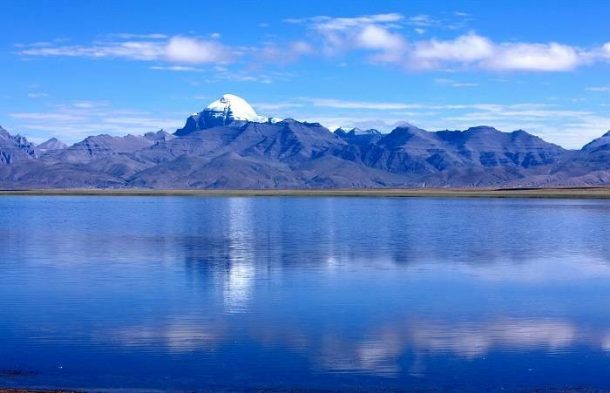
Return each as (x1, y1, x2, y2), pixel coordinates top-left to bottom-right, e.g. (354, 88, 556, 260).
(200, 94, 271, 128)
(175, 94, 283, 135)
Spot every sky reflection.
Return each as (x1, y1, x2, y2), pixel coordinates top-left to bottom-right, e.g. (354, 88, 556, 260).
(2, 196, 610, 390)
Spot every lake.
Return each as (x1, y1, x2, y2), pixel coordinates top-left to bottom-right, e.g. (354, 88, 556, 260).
(2, 196, 610, 392)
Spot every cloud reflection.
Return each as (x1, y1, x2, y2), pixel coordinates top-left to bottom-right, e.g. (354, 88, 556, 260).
(410, 318, 576, 358)
(7, 197, 610, 383)
(109, 318, 227, 354)
(309, 318, 577, 376)
(103, 314, 603, 377)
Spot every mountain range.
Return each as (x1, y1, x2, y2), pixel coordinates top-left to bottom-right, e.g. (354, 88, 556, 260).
(2, 94, 610, 189)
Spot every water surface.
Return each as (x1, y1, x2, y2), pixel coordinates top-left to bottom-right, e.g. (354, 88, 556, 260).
(2, 196, 610, 391)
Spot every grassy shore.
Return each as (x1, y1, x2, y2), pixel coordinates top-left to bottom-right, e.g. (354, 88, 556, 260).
(1, 187, 610, 199)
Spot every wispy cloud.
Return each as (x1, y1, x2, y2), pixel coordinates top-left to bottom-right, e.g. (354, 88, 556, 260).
(251, 102, 305, 111)
(105, 33, 168, 40)
(71, 100, 110, 109)
(9, 101, 184, 143)
(27, 92, 49, 98)
(587, 85, 610, 92)
(284, 13, 404, 30)
(305, 98, 422, 110)
(18, 35, 236, 65)
(434, 78, 478, 88)
(407, 14, 437, 28)
(258, 40, 314, 64)
(150, 65, 204, 72)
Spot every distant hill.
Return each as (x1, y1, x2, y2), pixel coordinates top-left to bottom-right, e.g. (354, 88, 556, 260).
(1, 94, 610, 189)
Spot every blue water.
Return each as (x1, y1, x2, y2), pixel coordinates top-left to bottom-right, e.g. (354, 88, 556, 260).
(2, 196, 610, 391)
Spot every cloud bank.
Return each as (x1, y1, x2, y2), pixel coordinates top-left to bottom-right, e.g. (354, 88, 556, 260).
(16, 13, 610, 73)
(293, 14, 607, 72)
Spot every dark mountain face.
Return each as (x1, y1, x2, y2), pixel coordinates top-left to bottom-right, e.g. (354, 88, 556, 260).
(55, 134, 155, 162)
(1, 95, 610, 189)
(175, 112, 244, 135)
(335, 128, 383, 145)
(436, 127, 565, 168)
(360, 126, 453, 174)
(144, 130, 174, 142)
(0, 126, 37, 165)
(335, 128, 384, 164)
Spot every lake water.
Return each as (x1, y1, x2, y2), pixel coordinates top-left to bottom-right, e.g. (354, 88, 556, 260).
(2, 196, 610, 391)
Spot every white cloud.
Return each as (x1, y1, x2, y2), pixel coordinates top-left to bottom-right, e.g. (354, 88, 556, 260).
(407, 34, 584, 72)
(287, 13, 406, 59)
(16, 20, 610, 74)
(164, 36, 233, 64)
(355, 25, 407, 62)
(19, 35, 235, 65)
(150, 65, 204, 72)
(282, 14, 608, 72)
(485, 42, 581, 71)
(411, 33, 494, 68)
(603, 42, 610, 57)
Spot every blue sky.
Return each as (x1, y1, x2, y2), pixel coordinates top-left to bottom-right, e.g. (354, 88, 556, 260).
(1, 0, 609, 148)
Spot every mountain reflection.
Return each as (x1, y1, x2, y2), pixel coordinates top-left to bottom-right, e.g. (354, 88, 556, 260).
(224, 197, 255, 312)
(5, 197, 610, 386)
(141, 197, 610, 377)
(4, 197, 610, 270)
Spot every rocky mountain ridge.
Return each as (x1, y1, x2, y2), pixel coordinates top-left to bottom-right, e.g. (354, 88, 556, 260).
(1, 95, 610, 189)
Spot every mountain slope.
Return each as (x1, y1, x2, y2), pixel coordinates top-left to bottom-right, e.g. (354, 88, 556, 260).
(37, 137, 67, 154)
(0, 126, 37, 165)
(2, 94, 610, 189)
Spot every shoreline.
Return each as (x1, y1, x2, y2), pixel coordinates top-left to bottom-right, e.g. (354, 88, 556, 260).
(2, 388, 610, 393)
(0, 390, 81, 393)
(1, 187, 610, 199)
